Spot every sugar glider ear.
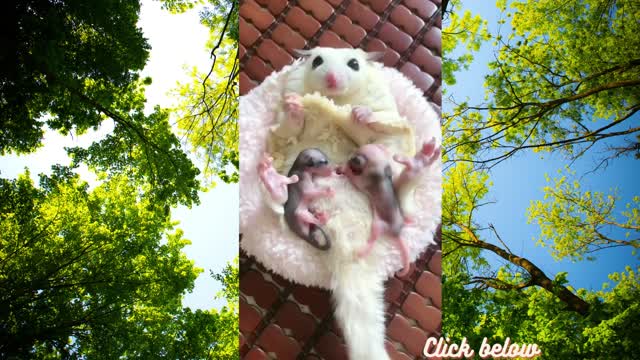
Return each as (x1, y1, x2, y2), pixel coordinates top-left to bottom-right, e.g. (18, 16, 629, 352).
(365, 50, 385, 62)
(293, 49, 312, 58)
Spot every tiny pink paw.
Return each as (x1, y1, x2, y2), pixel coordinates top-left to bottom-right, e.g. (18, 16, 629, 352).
(284, 93, 304, 122)
(352, 105, 373, 125)
(393, 154, 414, 169)
(257, 154, 273, 171)
(314, 211, 330, 225)
(416, 139, 441, 167)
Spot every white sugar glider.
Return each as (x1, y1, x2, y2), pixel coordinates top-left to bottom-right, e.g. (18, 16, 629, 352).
(270, 47, 415, 156)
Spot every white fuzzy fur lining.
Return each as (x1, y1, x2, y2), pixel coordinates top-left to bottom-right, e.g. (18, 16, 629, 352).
(239, 63, 442, 289)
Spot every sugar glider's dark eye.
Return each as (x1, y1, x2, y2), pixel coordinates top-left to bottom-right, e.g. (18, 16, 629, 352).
(312, 56, 323, 69)
(347, 58, 359, 71)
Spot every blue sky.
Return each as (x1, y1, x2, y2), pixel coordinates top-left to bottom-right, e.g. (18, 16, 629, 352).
(446, 1, 639, 291)
(0, 0, 237, 311)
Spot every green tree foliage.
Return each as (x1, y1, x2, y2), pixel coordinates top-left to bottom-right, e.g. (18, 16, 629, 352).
(162, 0, 239, 185)
(442, 0, 640, 358)
(0, 170, 218, 357)
(448, 0, 640, 167)
(0, 0, 201, 207)
(0, 0, 148, 154)
(207, 256, 240, 359)
(1, 0, 237, 357)
(528, 168, 639, 262)
(442, 1, 490, 87)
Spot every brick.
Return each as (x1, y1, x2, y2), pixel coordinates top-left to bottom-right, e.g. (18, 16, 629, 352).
(239, 71, 256, 95)
(240, 298, 263, 334)
(286, 7, 322, 38)
(317, 30, 351, 48)
(257, 39, 294, 71)
(422, 26, 441, 52)
(404, 0, 438, 20)
(428, 250, 442, 276)
(315, 332, 349, 360)
(240, 0, 276, 31)
(274, 301, 318, 343)
(272, 23, 307, 53)
(400, 62, 435, 91)
(410, 45, 442, 77)
(365, 38, 400, 67)
(240, 17, 261, 47)
(255, 0, 288, 14)
(299, 0, 334, 22)
(256, 324, 302, 359)
(244, 347, 269, 360)
(387, 314, 429, 357)
(401, 292, 441, 333)
(244, 55, 273, 82)
(416, 271, 442, 308)
(291, 285, 332, 319)
(331, 15, 367, 46)
(345, 1, 380, 31)
(325, 0, 343, 6)
(377, 22, 413, 52)
(385, 276, 405, 304)
(390, 5, 425, 36)
(386, 340, 413, 360)
(364, 0, 393, 14)
(240, 270, 279, 309)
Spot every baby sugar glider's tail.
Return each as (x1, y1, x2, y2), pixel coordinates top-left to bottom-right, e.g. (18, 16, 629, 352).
(307, 225, 331, 250)
(331, 262, 390, 360)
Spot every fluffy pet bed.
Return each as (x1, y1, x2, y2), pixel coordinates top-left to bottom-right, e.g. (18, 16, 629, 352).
(239, 61, 442, 289)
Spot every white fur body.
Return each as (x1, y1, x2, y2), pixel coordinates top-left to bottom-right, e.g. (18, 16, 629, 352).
(270, 47, 413, 151)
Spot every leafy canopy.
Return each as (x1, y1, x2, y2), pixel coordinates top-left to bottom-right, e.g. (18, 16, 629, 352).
(162, 0, 239, 185)
(0, 170, 209, 357)
(442, 1, 640, 358)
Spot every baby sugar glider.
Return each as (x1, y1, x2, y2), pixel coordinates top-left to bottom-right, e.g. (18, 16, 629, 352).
(338, 140, 440, 276)
(284, 148, 336, 250)
(338, 143, 410, 275)
(270, 47, 402, 139)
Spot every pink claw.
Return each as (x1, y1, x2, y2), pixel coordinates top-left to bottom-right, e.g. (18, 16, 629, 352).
(258, 154, 298, 204)
(352, 105, 373, 125)
(284, 93, 304, 126)
(314, 211, 330, 225)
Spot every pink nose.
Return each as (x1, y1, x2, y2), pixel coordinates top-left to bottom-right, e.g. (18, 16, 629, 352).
(326, 72, 338, 89)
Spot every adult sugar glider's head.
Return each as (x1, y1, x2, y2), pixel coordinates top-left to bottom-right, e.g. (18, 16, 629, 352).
(295, 47, 384, 98)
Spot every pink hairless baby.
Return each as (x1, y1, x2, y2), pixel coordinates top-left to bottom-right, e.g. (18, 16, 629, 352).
(338, 138, 440, 276)
(258, 149, 335, 250)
